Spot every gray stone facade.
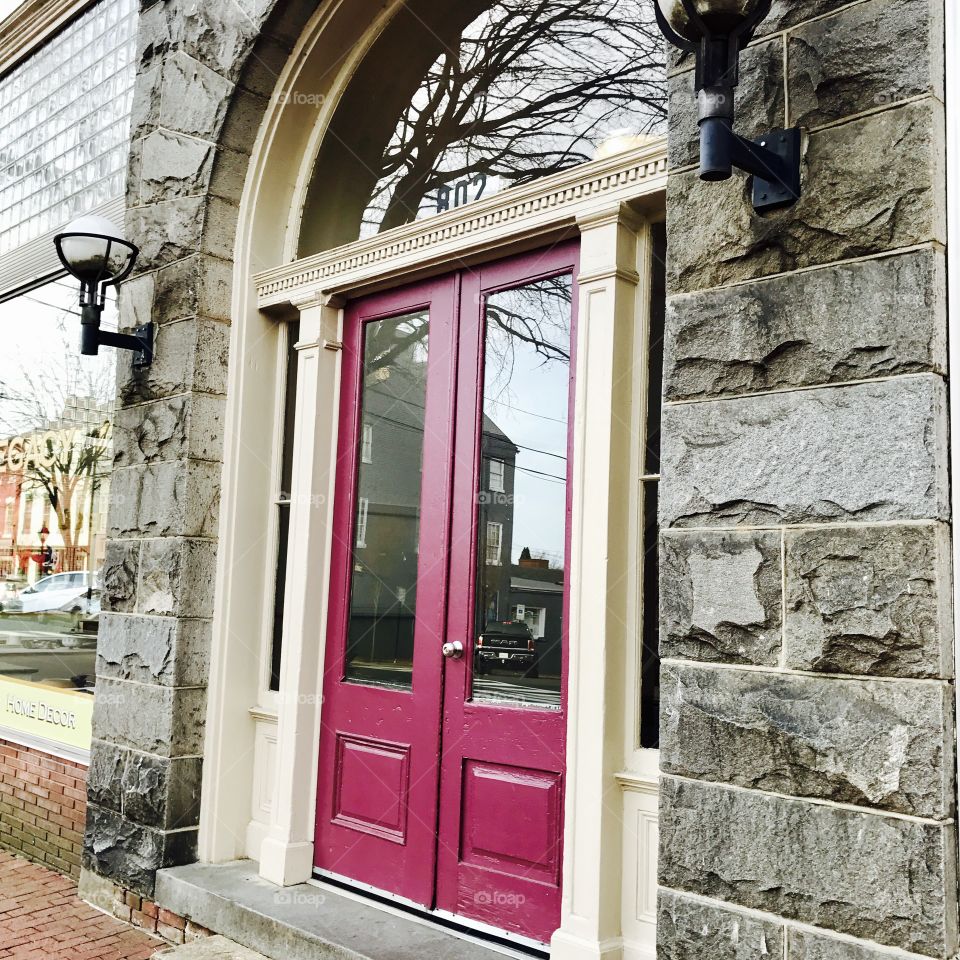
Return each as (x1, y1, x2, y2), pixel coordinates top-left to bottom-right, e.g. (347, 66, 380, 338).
(77, 0, 958, 955)
(659, 1, 956, 958)
(83, 0, 317, 896)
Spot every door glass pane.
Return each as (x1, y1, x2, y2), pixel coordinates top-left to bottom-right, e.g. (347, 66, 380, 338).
(345, 311, 429, 688)
(473, 276, 572, 709)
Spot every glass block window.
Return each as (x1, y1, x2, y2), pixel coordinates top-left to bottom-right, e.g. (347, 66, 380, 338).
(0, 0, 137, 256)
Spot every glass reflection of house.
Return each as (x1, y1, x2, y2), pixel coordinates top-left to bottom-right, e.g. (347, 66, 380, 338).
(345, 354, 428, 681)
(510, 554, 563, 680)
(477, 416, 519, 627)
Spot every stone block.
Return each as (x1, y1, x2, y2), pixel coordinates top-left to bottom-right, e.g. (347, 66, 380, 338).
(122, 754, 203, 830)
(97, 613, 211, 687)
(663, 249, 946, 401)
(130, 63, 162, 140)
(669, 37, 785, 170)
(92, 678, 206, 758)
(87, 740, 128, 814)
(83, 803, 198, 897)
(201, 195, 241, 262)
(668, 99, 945, 293)
(236, 32, 296, 99)
(763, 0, 862, 34)
(659, 776, 958, 955)
(128, 196, 205, 273)
(209, 147, 252, 205)
(660, 663, 953, 817)
(113, 394, 226, 467)
(114, 397, 189, 467)
(788, 0, 942, 129)
(158, 51, 234, 140)
(660, 376, 947, 528)
(101, 541, 140, 613)
(658, 890, 785, 959)
(784, 524, 953, 679)
(171, 1, 265, 83)
(119, 320, 230, 414)
(787, 928, 932, 959)
(108, 460, 221, 540)
(140, 129, 216, 204)
(138, 538, 218, 618)
(218, 87, 271, 155)
(660, 530, 782, 666)
(119, 271, 156, 331)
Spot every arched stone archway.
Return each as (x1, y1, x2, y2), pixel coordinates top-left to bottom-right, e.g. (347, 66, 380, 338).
(84, 0, 411, 897)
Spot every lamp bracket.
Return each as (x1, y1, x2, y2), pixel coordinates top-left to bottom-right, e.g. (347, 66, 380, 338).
(96, 323, 154, 368)
(699, 120, 801, 212)
(748, 127, 802, 212)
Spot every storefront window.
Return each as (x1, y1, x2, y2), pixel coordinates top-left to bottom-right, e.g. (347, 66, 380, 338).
(0, 279, 116, 759)
(0, 0, 137, 257)
(299, 0, 666, 252)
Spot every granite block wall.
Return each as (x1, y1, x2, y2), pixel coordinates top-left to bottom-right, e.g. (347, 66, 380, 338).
(657, 1, 955, 957)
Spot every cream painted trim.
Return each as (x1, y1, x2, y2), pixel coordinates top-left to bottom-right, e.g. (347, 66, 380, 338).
(200, 3, 667, 951)
(255, 141, 667, 310)
(0, 0, 94, 77)
(551, 204, 653, 960)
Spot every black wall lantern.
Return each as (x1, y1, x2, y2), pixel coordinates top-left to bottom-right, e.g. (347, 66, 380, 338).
(654, 0, 802, 212)
(54, 215, 152, 367)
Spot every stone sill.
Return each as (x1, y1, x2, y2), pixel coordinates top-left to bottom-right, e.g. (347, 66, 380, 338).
(155, 859, 530, 960)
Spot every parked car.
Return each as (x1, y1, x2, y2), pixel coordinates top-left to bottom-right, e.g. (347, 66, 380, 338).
(3, 571, 99, 614)
(475, 620, 539, 678)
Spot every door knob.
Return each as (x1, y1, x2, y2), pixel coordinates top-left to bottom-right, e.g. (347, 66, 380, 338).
(442, 640, 464, 660)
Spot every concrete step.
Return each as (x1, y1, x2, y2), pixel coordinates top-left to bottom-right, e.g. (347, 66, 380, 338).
(154, 935, 269, 959)
(155, 860, 527, 960)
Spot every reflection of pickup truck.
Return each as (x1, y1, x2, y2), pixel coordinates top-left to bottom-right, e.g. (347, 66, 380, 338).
(475, 620, 538, 678)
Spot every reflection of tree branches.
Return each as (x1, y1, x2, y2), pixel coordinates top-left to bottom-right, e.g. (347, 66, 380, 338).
(484, 275, 572, 417)
(1, 321, 114, 570)
(366, 0, 665, 232)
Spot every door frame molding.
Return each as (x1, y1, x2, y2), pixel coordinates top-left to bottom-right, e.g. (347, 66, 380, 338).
(202, 139, 666, 960)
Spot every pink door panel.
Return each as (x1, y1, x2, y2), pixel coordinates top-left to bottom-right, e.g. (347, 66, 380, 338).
(315, 242, 578, 945)
(314, 275, 459, 907)
(436, 241, 578, 943)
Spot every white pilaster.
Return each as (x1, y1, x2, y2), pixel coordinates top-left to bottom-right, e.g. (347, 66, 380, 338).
(259, 291, 343, 886)
(551, 204, 646, 960)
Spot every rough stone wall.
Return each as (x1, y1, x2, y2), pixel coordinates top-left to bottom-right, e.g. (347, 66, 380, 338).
(657, 1, 955, 958)
(82, 0, 314, 896)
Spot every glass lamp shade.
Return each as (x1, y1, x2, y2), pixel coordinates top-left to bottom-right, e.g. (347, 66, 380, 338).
(656, 0, 761, 41)
(54, 215, 137, 284)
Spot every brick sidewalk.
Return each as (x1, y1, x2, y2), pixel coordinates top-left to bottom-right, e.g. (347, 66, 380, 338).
(0, 851, 160, 959)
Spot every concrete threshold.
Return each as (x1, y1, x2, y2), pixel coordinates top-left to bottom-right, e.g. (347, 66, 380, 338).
(155, 860, 526, 960)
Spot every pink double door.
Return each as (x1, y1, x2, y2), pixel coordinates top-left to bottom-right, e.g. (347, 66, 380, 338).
(315, 242, 578, 944)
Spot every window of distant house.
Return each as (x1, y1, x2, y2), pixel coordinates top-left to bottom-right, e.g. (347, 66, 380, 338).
(361, 422, 374, 463)
(299, 0, 666, 253)
(356, 498, 370, 549)
(485, 521, 503, 566)
(489, 458, 505, 493)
